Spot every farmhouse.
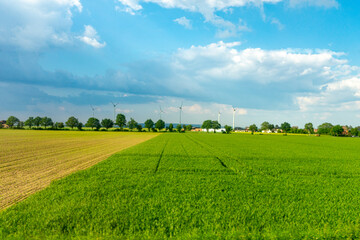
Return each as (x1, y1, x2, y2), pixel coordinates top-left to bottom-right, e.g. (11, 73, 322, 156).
(261, 130, 272, 133)
(1, 120, 9, 128)
(201, 128, 225, 133)
(191, 127, 202, 132)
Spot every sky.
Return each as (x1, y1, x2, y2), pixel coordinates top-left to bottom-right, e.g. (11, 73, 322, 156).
(1, 0, 360, 128)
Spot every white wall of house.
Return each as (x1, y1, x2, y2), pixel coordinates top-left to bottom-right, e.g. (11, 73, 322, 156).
(201, 128, 225, 133)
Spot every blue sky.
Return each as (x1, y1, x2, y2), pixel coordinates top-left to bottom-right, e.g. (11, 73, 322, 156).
(1, 0, 360, 127)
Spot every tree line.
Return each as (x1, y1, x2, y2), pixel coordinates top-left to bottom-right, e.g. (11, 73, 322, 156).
(3, 115, 359, 137)
(200, 120, 360, 137)
(246, 121, 360, 137)
(2, 115, 193, 132)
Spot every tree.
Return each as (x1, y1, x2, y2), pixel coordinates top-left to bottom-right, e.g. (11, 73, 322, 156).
(54, 122, 64, 129)
(18, 121, 24, 129)
(268, 124, 275, 132)
(85, 117, 101, 130)
(212, 121, 221, 133)
(168, 123, 174, 132)
(77, 122, 83, 131)
(350, 127, 359, 136)
(176, 124, 182, 132)
(186, 125, 192, 131)
(6, 116, 19, 128)
(183, 124, 187, 132)
(33, 116, 42, 128)
(281, 122, 291, 133)
(318, 122, 333, 135)
(127, 118, 137, 131)
(41, 117, 53, 129)
(144, 119, 154, 132)
(224, 125, 232, 134)
(58, 122, 65, 129)
(249, 124, 258, 134)
(202, 120, 213, 133)
(66, 116, 79, 129)
(261, 121, 270, 131)
(24, 117, 34, 129)
(136, 124, 143, 132)
(330, 125, 343, 136)
(155, 119, 165, 131)
(116, 114, 126, 130)
(304, 122, 314, 134)
(101, 118, 114, 130)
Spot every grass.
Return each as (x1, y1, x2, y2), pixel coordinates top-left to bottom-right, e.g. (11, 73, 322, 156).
(1, 133, 360, 238)
(0, 130, 159, 209)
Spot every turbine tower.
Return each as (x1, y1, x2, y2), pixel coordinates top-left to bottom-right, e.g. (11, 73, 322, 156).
(232, 107, 237, 130)
(179, 102, 183, 126)
(159, 106, 165, 120)
(90, 105, 95, 118)
(218, 111, 221, 125)
(111, 102, 119, 123)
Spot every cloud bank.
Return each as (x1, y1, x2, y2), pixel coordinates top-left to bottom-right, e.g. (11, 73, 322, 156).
(1, 41, 358, 114)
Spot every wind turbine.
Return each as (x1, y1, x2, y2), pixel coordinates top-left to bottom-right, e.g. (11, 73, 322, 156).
(90, 105, 95, 118)
(111, 102, 119, 123)
(179, 102, 183, 126)
(159, 106, 165, 120)
(218, 111, 221, 125)
(232, 107, 237, 130)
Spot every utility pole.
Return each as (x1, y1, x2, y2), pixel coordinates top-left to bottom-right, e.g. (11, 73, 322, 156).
(232, 107, 236, 130)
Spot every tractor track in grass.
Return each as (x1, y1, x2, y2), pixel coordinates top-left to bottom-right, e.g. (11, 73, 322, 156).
(185, 134, 278, 179)
(184, 134, 230, 170)
(154, 140, 169, 173)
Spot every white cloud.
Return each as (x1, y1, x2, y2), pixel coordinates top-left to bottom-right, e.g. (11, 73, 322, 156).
(118, 0, 283, 14)
(183, 104, 211, 114)
(295, 76, 360, 112)
(173, 41, 350, 86)
(118, 0, 142, 11)
(296, 96, 323, 111)
(0, 0, 82, 50)
(324, 77, 360, 96)
(271, 18, 284, 30)
(238, 19, 251, 32)
(77, 25, 106, 48)
(116, 108, 134, 113)
(116, 0, 282, 38)
(174, 17, 192, 29)
(115, 5, 138, 15)
(167, 41, 360, 113)
(116, 0, 337, 37)
(236, 108, 248, 115)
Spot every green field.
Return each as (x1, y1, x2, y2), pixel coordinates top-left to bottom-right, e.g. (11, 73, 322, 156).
(1, 133, 360, 239)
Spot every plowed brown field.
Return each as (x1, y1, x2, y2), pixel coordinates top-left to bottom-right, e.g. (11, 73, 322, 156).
(0, 130, 159, 210)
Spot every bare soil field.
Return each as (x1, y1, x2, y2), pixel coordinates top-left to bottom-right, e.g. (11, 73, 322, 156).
(0, 130, 158, 210)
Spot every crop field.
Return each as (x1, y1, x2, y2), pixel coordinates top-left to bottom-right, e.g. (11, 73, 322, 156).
(1, 133, 360, 238)
(0, 130, 159, 209)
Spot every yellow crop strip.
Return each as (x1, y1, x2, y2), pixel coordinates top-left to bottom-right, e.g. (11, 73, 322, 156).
(0, 130, 159, 210)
